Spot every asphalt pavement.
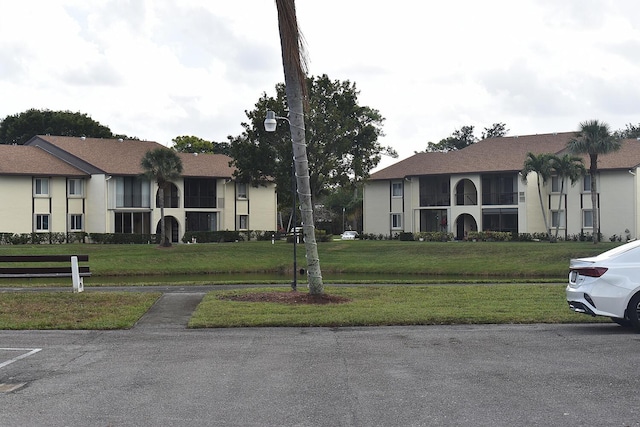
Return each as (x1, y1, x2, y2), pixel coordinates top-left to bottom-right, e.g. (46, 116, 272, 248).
(1, 286, 640, 426)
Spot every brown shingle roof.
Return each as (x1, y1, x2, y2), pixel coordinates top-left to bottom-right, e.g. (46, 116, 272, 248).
(370, 132, 640, 180)
(32, 135, 235, 178)
(0, 145, 88, 176)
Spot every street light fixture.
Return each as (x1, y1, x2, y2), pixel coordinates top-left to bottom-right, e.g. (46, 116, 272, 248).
(264, 110, 298, 291)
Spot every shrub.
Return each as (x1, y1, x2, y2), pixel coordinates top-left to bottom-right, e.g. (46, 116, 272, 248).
(89, 233, 158, 244)
(467, 231, 512, 242)
(181, 231, 243, 243)
(415, 232, 453, 242)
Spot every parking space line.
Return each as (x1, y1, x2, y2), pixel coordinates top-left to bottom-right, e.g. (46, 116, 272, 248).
(0, 348, 42, 369)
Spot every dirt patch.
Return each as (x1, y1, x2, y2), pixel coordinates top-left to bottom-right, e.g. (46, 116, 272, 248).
(220, 291, 351, 305)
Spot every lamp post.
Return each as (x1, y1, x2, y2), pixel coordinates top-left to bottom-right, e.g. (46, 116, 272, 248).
(264, 110, 297, 291)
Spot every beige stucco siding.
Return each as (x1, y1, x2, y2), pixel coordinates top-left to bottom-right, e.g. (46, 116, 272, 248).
(598, 171, 635, 239)
(0, 177, 34, 233)
(247, 183, 277, 231)
(363, 180, 392, 235)
(86, 175, 107, 233)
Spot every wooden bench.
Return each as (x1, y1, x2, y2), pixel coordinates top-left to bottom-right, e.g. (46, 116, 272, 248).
(0, 255, 91, 292)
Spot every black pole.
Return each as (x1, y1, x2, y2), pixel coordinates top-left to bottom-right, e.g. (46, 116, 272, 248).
(292, 161, 297, 291)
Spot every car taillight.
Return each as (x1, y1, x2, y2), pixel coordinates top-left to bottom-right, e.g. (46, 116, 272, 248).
(572, 267, 608, 277)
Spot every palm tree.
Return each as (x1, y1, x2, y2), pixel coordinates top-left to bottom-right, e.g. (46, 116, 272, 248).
(141, 148, 183, 247)
(521, 152, 554, 240)
(274, 0, 323, 294)
(550, 154, 585, 240)
(567, 120, 622, 243)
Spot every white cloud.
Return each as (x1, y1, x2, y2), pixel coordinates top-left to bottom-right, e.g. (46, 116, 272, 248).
(1, 0, 639, 165)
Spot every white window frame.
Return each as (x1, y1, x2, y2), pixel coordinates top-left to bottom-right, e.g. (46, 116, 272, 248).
(583, 175, 592, 192)
(237, 183, 248, 199)
(583, 209, 593, 228)
(34, 178, 49, 197)
(35, 214, 50, 231)
(551, 210, 565, 228)
(551, 176, 561, 193)
(391, 181, 403, 198)
(391, 213, 403, 230)
(68, 179, 84, 197)
(69, 214, 83, 231)
(238, 215, 249, 230)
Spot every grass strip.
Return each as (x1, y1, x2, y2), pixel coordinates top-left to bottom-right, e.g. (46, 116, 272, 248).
(0, 292, 161, 330)
(189, 285, 610, 328)
(0, 241, 620, 282)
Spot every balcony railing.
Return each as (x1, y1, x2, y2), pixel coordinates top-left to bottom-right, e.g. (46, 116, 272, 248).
(482, 192, 517, 205)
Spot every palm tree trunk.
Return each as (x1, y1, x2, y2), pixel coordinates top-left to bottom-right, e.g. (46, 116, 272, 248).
(590, 167, 599, 244)
(536, 177, 550, 239)
(275, 0, 323, 294)
(554, 179, 565, 240)
(159, 185, 168, 247)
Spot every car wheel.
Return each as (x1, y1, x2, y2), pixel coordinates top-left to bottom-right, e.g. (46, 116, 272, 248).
(610, 317, 632, 327)
(625, 293, 640, 332)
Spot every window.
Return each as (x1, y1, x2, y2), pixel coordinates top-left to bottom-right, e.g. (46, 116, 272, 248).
(116, 177, 150, 208)
(238, 215, 249, 230)
(68, 179, 84, 197)
(34, 178, 49, 196)
(583, 175, 592, 192)
(391, 182, 403, 197)
(237, 183, 248, 199)
(186, 212, 217, 232)
(184, 178, 217, 208)
(391, 213, 403, 229)
(551, 176, 560, 193)
(35, 214, 50, 231)
(114, 212, 151, 234)
(583, 210, 593, 228)
(69, 214, 83, 231)
(551, 210, 565, 228)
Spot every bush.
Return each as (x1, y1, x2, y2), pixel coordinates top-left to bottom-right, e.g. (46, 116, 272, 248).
(89, 233, 158, 244)
(467, 231, 512, 242)
(181, 231, 243, 243)
(415, 232, 453, 242)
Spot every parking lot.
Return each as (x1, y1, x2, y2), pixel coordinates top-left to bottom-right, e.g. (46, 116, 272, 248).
(1, 322, 639, 426)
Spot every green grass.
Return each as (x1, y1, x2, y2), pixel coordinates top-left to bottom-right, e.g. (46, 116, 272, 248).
(0, 241, 621, 329)
(0, 292, 161, 329)
(189, 285, 610, 328)
(0, 240, 620, 284)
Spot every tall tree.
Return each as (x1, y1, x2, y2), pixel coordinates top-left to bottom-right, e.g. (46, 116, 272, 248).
(140, 148, 183, 247)
(0, 109, 115, 145)
(567, 120, 621, 243)
(550, 154, 585, 240)
(614, 123, 640, 139)
(172, 135, 230, 155)
(273, 0, 323, 294)
(426, 125, 478, 152)
(228, 75, 393, 209)
(425, 123, 508, 152)
(482, 122, 509, 139)
(521, 152, 554, 239)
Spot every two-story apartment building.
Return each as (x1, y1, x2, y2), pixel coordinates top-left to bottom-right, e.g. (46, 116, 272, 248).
(364, 132, 640, 240)
(0, 135, 276, 242)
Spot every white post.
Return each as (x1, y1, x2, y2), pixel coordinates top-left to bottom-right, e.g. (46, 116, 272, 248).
(71, 256, 83, 293)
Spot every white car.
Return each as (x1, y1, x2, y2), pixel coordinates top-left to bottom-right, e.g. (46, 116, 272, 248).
(341, 231, 358, 240)
(567, 239, 640, 330)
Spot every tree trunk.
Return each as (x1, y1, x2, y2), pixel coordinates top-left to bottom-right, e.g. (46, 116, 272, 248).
(158, 185, 169, 247)
(554, 179, 565, 240)
(590, 158, 599, 244)
(275, 0, 323, 294)
(536, 177, 550, 240)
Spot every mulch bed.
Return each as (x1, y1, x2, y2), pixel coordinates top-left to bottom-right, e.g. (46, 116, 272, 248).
(220, 291, 351, 305)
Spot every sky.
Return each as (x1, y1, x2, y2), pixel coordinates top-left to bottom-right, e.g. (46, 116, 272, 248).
(1, 0, 640, 170)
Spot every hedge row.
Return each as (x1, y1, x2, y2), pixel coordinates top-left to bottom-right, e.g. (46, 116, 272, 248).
(0, 232, 87, 244)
